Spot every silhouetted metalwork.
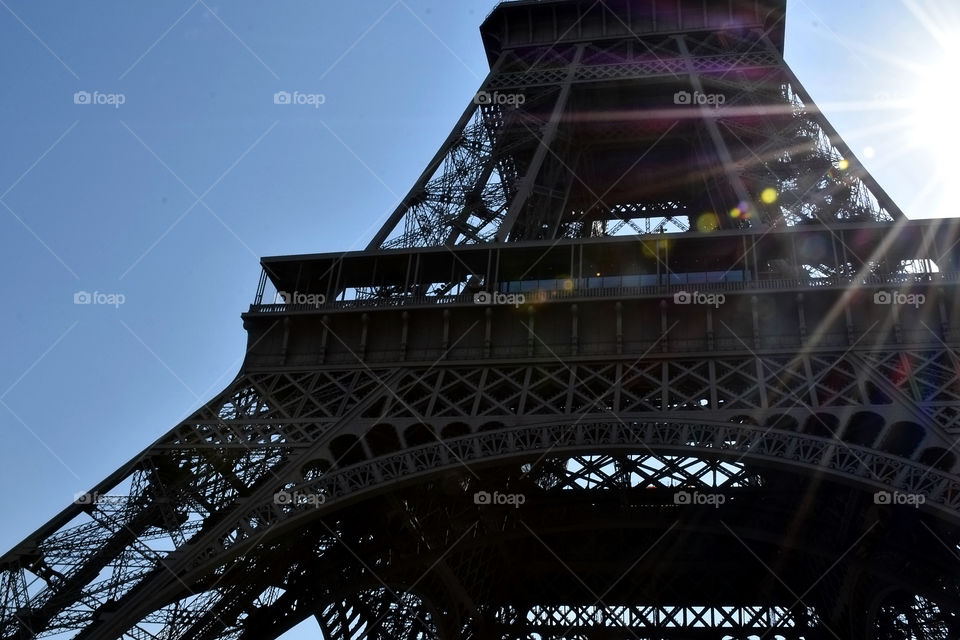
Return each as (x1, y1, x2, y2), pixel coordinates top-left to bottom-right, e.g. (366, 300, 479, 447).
(3, 1, 960, 638)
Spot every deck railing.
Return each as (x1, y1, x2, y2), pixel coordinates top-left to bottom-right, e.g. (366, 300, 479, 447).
(248, 271, 952, 314)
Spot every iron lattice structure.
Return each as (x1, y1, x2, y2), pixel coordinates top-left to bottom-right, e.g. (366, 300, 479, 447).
(4, 0, 960, 638)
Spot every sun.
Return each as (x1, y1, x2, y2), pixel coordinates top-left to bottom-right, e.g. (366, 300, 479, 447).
(906, 45, 960, 178)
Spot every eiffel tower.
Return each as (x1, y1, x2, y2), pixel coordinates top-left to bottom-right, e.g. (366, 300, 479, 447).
(5, 0, 960, 638)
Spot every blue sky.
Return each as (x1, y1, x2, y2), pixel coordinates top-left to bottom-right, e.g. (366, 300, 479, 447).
(0, 0, 956, 636)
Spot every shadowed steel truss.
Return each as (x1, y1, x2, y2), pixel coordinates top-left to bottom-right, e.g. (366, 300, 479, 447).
(4, 0, 960, 639)
(369, 2, 900, 251)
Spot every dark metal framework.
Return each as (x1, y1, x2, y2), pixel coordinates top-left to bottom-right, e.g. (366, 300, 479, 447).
(3, 0, 960, 638)
(369, 0, 900, 255)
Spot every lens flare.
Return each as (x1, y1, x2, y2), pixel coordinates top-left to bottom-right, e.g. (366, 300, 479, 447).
(761, 188, 778, 204)
(696, 212, 719, 231)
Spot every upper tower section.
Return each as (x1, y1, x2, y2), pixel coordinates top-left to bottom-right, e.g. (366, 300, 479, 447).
(368, 0, 901, 250)
(479, 0, 787, 64)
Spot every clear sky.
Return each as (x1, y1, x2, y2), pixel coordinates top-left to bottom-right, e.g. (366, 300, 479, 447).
(0, 0, 956, 637)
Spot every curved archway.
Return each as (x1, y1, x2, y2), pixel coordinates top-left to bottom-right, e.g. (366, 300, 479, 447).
(329, 434, 365, 467)
(404, 423, 435, 447)
(280, 419, 960, 526)
(764, 414, 798, 432)
(478, 421, 507, 432)
(365, 423, 401, 457)
(919, 446, 956, 473)
(843, 411, 885, 447)
(441, 421, 471, 439)
(804, 412, 838, 438)
(880, 421, 924, 457)
(189, 418, 960, 594)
